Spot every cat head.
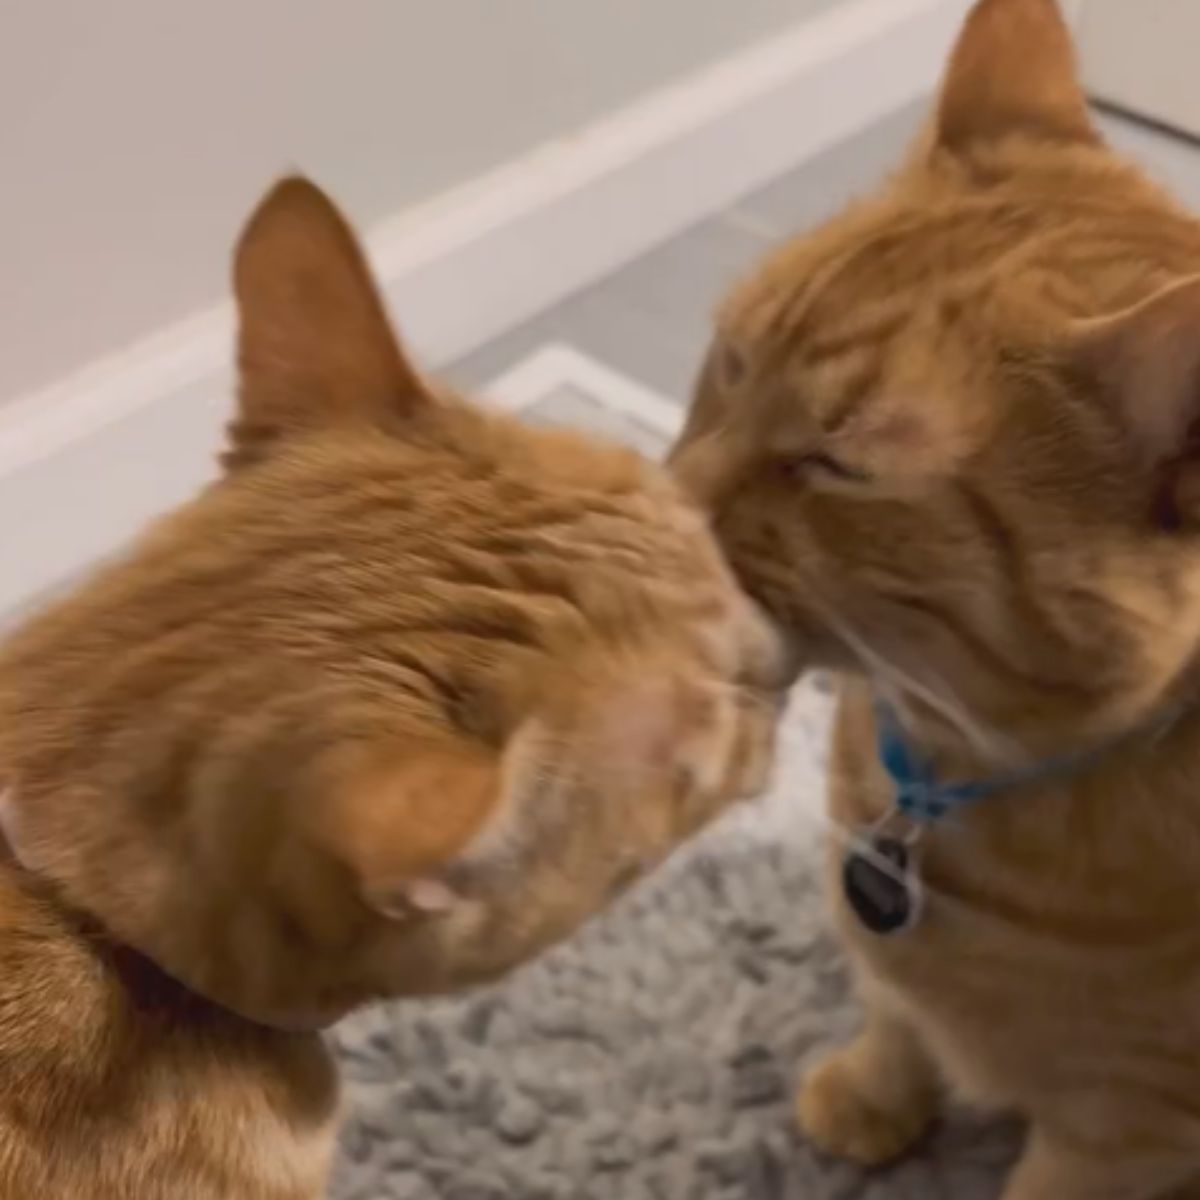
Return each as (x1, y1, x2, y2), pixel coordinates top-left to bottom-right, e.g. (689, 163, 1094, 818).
(0, 179, 784, 1029)
(671, 0, 1200, 761)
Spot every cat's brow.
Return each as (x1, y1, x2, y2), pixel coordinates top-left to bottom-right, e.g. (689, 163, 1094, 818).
(799, 312, 908, 373)
(816, 355, 889, 437)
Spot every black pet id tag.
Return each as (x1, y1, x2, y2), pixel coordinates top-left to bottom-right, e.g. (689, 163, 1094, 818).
(843, 832, 924, 937)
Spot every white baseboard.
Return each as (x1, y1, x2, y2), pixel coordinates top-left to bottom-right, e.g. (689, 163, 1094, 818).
(0, 0, 973, 619)
(486, 344, 685, 441)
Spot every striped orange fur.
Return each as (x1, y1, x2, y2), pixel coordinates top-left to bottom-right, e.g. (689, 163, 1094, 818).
(672, 1, 1200, 1196)
(0, 179, 782, 1198)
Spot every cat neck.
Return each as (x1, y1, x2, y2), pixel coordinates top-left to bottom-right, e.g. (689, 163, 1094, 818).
(0, 805, 308, 1039)
(871, 688, 1195, 827)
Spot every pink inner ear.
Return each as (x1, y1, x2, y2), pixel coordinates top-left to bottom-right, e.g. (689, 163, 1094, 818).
(1073, 277, 1200, 465)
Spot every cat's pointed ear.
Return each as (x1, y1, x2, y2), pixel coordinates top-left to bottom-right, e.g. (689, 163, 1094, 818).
(935, 0, 1096, 150)
(323, 669, 760, 926)
(324, 744, 504, 924)
(228, 176, 430, 468)
(1073, 277, 1200, 526)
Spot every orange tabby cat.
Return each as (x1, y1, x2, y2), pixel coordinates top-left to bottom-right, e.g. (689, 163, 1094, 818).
(0, 178, 782, 1199)
(672, 1, 1200, 1196)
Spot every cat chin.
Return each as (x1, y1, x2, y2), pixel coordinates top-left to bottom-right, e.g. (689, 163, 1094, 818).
(757, 620, 808, 689)
(763, 621, 851, 684)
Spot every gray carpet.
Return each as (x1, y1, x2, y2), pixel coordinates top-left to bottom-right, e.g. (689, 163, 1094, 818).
(328, 680, 1019, 1199)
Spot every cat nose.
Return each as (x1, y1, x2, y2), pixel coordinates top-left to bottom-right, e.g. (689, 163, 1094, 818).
(667, 434, 729, 510)
(731, 597, 795, 694)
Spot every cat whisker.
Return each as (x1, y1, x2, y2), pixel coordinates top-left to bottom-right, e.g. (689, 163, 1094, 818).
(810, 601, 1025, 767)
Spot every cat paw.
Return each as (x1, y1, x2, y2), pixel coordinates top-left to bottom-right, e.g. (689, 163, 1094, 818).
(796, 1051, 931, 1167)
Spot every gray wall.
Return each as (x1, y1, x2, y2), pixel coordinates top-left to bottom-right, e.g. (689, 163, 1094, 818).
(0, 0, 842, 405)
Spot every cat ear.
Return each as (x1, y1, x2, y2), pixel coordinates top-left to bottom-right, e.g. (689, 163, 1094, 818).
(228, 176, 430, 468)
(326, 671, 750, 922)
(1072, 277, 1200, 526)
(935, 0, 1096, 150)
(324, 745, 503, 923)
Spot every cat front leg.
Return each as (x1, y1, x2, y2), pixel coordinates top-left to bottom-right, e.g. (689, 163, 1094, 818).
(796, 999, 940, 1166)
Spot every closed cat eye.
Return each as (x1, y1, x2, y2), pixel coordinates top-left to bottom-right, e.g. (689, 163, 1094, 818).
(778, 453, 871, 484)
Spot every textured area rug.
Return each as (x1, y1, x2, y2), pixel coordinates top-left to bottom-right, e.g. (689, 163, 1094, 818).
(329, 683, 1018, 1200)
(328, 351, 1019, 1198)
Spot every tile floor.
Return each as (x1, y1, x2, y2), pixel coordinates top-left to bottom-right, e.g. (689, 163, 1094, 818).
(449, 100, 1200, 408)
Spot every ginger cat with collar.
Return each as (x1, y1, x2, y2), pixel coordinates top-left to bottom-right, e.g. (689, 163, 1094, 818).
(672, 1, 1200, 1196)
(0, 179, 782, 1198)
